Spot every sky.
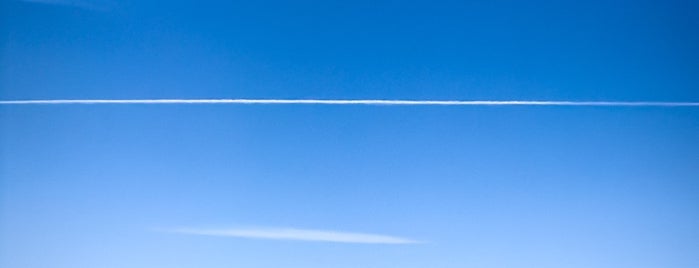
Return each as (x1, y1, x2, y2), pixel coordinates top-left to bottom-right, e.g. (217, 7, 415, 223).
(1, 0, 698, 267)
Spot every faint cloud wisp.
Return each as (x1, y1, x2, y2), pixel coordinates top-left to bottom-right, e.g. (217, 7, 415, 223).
(162, 227, 421, 244)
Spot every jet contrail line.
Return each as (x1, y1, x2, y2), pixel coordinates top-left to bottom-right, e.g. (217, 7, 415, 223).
(1, 99, 699, 106)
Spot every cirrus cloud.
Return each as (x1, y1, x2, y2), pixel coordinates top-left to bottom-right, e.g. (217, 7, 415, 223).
(161, 226, 421, 244)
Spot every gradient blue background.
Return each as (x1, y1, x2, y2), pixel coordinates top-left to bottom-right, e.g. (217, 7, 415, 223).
(1, 0, 698, 267)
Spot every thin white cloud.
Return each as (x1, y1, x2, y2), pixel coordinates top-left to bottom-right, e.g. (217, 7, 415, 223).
(162, 227, 420, 244)
(1, 99, 698, 106)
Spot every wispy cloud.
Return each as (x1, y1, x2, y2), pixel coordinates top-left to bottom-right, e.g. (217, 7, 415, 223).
(161, 227, 420, 244)
(1, 99, 699, 107)
(20, 0, 114, 11)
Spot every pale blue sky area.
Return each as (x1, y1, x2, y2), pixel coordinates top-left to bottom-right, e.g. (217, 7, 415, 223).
(1, 1, 698, 267)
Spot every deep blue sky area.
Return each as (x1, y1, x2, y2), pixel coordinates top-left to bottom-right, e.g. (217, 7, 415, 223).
(1, 1, 698, 268)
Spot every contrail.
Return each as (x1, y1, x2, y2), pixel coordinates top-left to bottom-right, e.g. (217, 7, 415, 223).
(161, 227, 420, 244)
(1, 99, 699, 106)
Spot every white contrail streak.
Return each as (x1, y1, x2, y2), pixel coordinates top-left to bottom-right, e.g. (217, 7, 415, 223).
(162, 227, 420, 244)
(1, 99, 699, 106)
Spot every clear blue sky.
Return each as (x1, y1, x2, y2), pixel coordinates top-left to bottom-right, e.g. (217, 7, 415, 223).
(1, 0, 698, 267)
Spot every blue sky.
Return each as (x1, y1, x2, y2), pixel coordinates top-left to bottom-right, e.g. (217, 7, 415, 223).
(1, 0, 698, 267)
